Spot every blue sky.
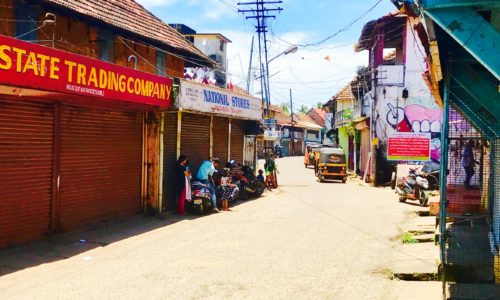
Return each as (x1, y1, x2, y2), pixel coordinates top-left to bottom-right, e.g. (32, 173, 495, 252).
(136, 0, 396, 108)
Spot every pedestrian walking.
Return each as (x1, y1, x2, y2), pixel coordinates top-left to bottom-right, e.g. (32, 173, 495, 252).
(176, 155, 191, 215)
(265, 154, 279, 189)
(461, 140, 478, 189)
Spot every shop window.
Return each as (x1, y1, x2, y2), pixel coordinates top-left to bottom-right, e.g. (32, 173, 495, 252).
(99, 29, 115, 62)
(156, 50, 167, 76)
(14, 1, 39, 41)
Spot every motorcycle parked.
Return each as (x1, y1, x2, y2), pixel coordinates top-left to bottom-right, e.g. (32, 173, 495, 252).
(232, 165, 265, 200)
(396, 167, 430, 206)
(189, 180, 214, 214)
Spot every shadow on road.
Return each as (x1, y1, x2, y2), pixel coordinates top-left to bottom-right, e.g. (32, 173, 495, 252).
(0, 198, 260, 277)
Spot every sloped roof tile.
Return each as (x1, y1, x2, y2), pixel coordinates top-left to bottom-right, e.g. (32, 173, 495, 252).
(42, 0, 212, 65)
(334, 84, 355, 101)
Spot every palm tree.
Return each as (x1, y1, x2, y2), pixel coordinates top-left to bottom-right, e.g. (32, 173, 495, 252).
(280, 102, 290, 115)
(299, 105, 308, 114)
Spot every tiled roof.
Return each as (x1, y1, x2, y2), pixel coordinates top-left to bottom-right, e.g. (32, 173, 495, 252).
(334, 84, 355, 101)
(308, 108, 326, 127)
(276, 113, 323, 130)
(309, 108, 326, 120)
(42, 0, 212, 65)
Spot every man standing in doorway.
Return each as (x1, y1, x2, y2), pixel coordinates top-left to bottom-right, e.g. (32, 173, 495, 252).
(196, 158, 221, 213)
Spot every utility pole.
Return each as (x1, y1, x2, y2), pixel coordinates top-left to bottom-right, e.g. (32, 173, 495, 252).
(290, 89, 295, 156)
(370, 47, 377, 187)
(246, 36, 254, 94)
(238, 1, 283, 116)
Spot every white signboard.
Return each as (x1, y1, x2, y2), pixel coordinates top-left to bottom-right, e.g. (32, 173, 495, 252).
(264, 129, 280, 141)
(179, 80, 262, 121)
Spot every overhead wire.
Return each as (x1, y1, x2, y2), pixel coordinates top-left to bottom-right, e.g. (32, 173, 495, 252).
(297, 0, 384, 48)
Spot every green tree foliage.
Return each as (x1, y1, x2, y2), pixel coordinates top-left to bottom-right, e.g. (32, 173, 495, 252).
(299, 105, 308, 114)
(316, 101, 323, 109)
(280, 102, 290, 115)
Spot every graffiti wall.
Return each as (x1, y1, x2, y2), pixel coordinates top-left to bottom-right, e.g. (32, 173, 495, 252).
(375, 89, 442, 162)
(372, 16, 443, 163)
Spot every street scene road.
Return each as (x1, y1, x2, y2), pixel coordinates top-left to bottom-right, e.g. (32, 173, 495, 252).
(0, 157, 439, 300)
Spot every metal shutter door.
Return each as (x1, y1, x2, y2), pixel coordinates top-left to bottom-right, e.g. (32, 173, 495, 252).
(230, 119, 245, 164)
(180, 113, 210, 174)
(59, 105, 142, 232)
(213, 117, 229, 165)
(0, 99, 53, 247)
(162, 113, 178, 211)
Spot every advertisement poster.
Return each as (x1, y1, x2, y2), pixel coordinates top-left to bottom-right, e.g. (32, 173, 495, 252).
(387, 132, 431, 161)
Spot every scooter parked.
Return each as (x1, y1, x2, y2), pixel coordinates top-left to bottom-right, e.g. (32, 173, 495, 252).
(396, 167, 430, 206)
(232, 165, 265, 200)
(189, 180, 214, 214)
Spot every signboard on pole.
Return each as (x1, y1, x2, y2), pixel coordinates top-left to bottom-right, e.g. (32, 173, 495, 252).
(387, 132, 431, 161)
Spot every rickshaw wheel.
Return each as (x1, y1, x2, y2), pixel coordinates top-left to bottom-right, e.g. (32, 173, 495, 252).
(318, 173, 324, 183)
(342, 177, 347, 183)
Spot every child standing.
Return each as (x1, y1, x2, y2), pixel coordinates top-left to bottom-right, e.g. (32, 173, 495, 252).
(218, 168, 239, 211)
(256, 169, 265, 184)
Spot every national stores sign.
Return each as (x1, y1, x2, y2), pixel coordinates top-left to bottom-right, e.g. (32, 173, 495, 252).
(179, 80, 262, 121)
(0, 34, 173, 107)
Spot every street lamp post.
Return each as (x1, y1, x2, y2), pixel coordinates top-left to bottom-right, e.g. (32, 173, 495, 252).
(264, 45, 298, 116)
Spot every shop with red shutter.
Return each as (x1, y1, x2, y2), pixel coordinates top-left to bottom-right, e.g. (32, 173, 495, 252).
(0, 34, 173, 247)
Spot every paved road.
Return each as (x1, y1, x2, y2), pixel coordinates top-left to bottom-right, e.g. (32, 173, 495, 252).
(0, 157, 419, 300)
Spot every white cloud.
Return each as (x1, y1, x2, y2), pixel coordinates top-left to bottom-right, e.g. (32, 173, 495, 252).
(221, 29, 368, 108)
(135, 0, 370, 109)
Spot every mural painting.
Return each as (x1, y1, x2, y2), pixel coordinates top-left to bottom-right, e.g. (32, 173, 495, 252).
(375, 97, 443, 162)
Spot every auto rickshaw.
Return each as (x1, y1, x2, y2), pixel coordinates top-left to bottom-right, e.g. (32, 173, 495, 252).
(315, 147, 347, 183)
(304, 143, 320, 168)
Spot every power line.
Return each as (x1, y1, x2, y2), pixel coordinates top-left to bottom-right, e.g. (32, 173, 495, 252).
(238, 0, 284, 114)
(298, 0, 383, 48)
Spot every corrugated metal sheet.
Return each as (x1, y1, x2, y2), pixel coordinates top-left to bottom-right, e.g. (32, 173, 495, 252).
(180, 113, 210, 175)
(162, 113, 178, 211)
(0, 99, 53, 248)
(58, 104, 142, 232)
(230, 119, 245, 164)
(213, 117, 229, 165)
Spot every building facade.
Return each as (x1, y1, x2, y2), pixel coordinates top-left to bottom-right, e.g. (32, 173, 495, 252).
(356, 10, 442, 183)
(0, 0, 212, 248)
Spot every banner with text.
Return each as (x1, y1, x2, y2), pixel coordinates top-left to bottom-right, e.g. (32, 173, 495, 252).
(387, 132, 431, 161)
(179, 80, 262, 121)
(0, 34, 173, 107)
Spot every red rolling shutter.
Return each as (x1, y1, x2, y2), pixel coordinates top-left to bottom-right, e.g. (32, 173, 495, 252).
(180, 113, 210, 175)
(213, 117, 229, 165)
(58, 104, 142, 232)
(162, 113, 178, 211)
(230, 119, 245, 164)
(0, 99, 53, 247)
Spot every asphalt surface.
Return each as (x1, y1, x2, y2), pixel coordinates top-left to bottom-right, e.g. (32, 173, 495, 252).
(0, 157, 420, 300)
